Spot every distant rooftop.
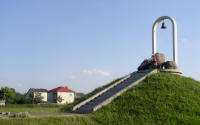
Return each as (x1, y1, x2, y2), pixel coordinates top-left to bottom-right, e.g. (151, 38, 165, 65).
(48, 86, 74, 93)
(29, 88, 48, 92)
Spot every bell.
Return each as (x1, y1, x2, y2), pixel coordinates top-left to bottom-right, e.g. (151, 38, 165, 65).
(161, 21, 167, 29)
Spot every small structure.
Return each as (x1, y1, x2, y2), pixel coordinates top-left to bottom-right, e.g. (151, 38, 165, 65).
(48, 86, 75, 104)
(25, 88, 48, 103)
(137, 16, 182, 74)
(151, 16, 182, 74)
(152, 16, 178, 65)
(0, 100, 5, 106)
(75, 92, 85, 100)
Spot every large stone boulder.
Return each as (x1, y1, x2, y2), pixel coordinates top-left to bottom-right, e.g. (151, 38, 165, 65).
(137, 53, 166, 71)
(164, 61, 178, 69)
(152, 53, 165, 65)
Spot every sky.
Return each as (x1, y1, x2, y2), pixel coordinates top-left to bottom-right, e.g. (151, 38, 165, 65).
(0, 0, 200, 93)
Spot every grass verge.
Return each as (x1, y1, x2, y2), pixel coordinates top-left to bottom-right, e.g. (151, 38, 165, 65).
(0, 104, 63, 114)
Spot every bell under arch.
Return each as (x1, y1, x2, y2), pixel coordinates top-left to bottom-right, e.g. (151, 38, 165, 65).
(152, 16, 178, 65)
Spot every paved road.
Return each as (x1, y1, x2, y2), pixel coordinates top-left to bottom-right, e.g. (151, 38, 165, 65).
(0, 113, 84, 118)
(30, 113, 84, 118)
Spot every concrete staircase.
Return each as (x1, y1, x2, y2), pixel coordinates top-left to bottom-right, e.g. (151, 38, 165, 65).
(73, 69, 158, 114)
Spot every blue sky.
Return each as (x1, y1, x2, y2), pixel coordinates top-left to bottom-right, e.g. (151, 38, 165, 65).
(0, 0, 200, 93)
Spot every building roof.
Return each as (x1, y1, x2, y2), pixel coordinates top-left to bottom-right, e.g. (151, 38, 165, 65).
(29, 88, 48, 92)
(48, 86, 74, 93)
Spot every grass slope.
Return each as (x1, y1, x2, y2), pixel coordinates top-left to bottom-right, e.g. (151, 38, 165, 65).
(1, 73, 200, 125)
(92, 73, 200, 125)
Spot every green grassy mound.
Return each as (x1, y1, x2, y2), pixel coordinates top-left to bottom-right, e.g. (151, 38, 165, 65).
(1, 73, 200, 125)
(92, 73, 200, 125)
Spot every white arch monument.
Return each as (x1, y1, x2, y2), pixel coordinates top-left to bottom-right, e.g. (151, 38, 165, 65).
(152, 16, 178, 65)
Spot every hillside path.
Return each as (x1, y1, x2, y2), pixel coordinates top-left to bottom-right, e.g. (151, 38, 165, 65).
(30, 113, 84, 118)
(0, 113, 84, 119)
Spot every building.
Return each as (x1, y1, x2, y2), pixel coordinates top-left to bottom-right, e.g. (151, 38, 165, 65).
(48, 86, 75, 104)
(0, 100, 5, 106)
(25, 88, 48, 103)
(75, 92, 85, 100)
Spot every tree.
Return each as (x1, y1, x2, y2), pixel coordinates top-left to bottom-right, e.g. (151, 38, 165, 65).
(15, 92, 25, 104)
(27, 92, 44, 104)
(0, 86, 25, 104)
(57, 96, 63, 103)
(33, 92, 44, 104)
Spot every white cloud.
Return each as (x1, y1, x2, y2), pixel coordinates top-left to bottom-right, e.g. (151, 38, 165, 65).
(82, 69, 111, 77)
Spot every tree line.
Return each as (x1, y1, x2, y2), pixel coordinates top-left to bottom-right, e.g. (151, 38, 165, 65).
(0, 86, 25, 104)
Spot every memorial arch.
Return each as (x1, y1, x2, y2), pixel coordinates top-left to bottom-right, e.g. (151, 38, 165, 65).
(152, 16, 178, 65)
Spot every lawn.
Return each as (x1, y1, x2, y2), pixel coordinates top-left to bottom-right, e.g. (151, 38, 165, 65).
(0, 116, 95, 125)
(0, 104, 63, 114)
